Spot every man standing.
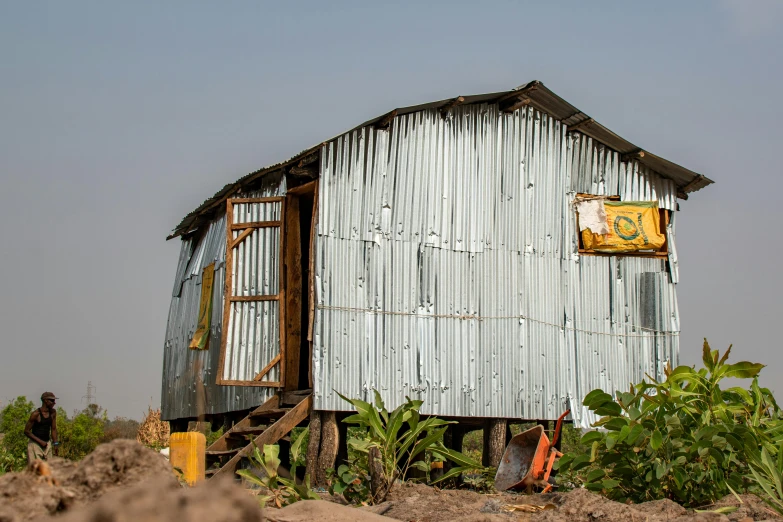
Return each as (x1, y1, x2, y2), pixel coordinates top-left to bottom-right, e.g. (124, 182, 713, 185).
(24, 392, 59, 463)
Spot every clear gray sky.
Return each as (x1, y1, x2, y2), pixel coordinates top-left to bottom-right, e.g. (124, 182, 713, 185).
(1, 1, 781, 419)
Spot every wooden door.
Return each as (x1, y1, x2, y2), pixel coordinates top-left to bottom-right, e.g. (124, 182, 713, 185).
(216, 197, 285, 387)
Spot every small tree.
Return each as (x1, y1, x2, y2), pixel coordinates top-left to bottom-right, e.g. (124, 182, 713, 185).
(0, 396, 34, 472)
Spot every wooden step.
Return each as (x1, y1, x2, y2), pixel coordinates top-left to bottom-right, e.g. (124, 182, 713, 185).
(205, 395, 281, 453)
(226, 426, 267, 438)
(249, 408, 289, 418)
(206, 448, 240, 457)
(281, 389, 312, 406)
(210, 395, 312, 481)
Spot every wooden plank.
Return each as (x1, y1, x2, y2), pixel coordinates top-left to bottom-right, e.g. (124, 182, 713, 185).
(230, 228, 254, 249)
(660, 209, 671, 253)
(307, 181, 319, 343)
(253, 354, 282, 382)
(286, 180, 317, 196)
(500, 96, 531, 113)
(229, 197, 285, 204)
(230, 221, 281, 230)
(217, 380, 281, 387)
(284, 195, 302, 391)
(226, 426, 266, 437)
(206, 448, 240, 457)
(297, 151, 319, 168)
(248, 408, 290, 418)
(281, 389, 312, 406)
(206, 395, 280, 452)
(229, 295, 279, 302)
(374, 109, 397, 130)
(307, 181, 319, 388)
(216, 199, 234, 385)
(439, 96, 464, 116)
(211, 395, 312, 481)
(278, 198, 287, 389)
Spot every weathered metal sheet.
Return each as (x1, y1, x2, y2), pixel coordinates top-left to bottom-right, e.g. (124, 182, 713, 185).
(313, 106, 680, 428)
(161, 174, 284, 420)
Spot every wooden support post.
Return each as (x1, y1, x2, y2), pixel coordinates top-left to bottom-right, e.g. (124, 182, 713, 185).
(278, 437, 291, 473)
(554, 421, 565, 453)
(484, 419, 507, 469)
(316, 412, 338, 487)
(170, 419, 188, 434)
(305, 410, 321, 483)
(368, 446, 384, 502)
(444, 424, 465, 487)
(336, 415, 348, 468)
(284, 195, 302, 391)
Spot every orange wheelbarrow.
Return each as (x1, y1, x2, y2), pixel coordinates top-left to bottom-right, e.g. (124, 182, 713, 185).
(494, 409, 571, 493)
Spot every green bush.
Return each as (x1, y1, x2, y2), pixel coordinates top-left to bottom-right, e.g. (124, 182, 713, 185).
(556, 341, 781, 507)
(56, 405, 106, 461)
(0, 397, 35, 472)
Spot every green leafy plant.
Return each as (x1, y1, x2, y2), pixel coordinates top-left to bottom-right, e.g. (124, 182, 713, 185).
(0, 396, 34, 472)
(327, 462, 372, 504)
(557, 340, 780, 507)
(327, 427, 373, 504)
(0, 444, 27, 475)
(237, 428, 319, 508)
(462, 467, 496, 493)
(337, 391, 489, 504)
(748, 446, 783, 514)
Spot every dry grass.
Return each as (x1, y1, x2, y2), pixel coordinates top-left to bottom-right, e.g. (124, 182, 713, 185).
(136, 408, 170, 450)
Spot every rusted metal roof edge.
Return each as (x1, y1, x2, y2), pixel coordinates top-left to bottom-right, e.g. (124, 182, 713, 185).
(167, 80, 713, 240)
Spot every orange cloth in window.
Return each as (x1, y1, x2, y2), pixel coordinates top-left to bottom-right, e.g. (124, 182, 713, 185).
(581, 201, 665, 252)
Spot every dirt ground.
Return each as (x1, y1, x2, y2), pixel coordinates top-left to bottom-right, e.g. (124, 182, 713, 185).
(0, 440, 780, 522)
(358, 482, 781, 522)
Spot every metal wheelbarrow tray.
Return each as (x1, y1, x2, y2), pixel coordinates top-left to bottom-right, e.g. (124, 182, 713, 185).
(494, 409, 571, 493)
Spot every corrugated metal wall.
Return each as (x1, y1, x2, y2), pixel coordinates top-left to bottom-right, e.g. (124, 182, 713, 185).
(313, 105, 679, 428)
(161, 173, 284, 420)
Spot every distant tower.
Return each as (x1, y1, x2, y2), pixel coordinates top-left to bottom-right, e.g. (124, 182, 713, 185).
(82, 381, 96, 405)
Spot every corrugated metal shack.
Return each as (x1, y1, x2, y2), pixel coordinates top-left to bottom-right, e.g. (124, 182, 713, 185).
(161, 81, 712, 431)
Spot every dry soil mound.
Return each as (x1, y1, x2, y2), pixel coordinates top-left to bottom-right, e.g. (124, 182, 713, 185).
(0, 439, 174, 522)
(31, 477, 262, 522)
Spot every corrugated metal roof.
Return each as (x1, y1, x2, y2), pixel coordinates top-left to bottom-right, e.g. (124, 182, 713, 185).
(168, 80, 713, 240)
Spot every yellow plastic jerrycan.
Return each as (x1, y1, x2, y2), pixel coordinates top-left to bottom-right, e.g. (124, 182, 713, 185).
(169, 432, 206, 485)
